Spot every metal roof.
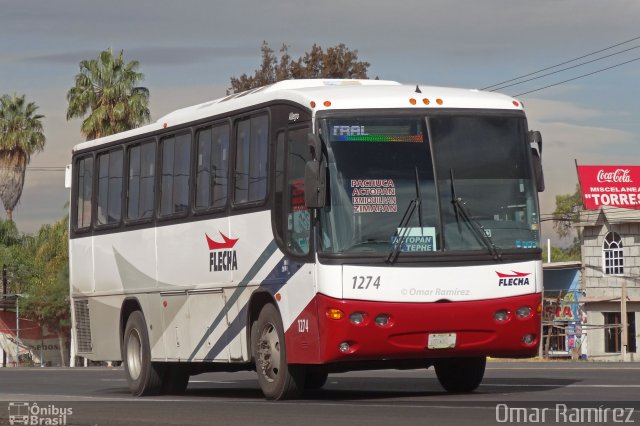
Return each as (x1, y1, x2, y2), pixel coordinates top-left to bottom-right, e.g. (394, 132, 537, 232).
(72, 79, 523, 153)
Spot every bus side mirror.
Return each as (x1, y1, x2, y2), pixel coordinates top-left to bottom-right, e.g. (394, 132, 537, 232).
(529, 130, 545, 192)
(304, 133, 326, 208)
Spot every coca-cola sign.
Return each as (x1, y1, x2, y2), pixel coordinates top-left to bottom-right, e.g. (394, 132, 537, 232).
(596, 168, 632, 183)
(577, 165, 640, 210)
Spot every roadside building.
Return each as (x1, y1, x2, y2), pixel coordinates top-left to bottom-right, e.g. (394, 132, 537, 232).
(542, 262, 583, 358)
(0, 309, 69, 366)
(576, 206, 639, 361)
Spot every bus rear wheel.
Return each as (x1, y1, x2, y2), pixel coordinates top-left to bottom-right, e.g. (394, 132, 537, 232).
(434, 356, 486, 393)
(123, 311, 164, 396)
(252, 303, 305, 400)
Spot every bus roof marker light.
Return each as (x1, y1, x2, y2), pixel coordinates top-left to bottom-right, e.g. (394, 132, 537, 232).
(436, 99, 443, 105)
(323, 100, 331, 107)
(423, 98, 430, 105)
(310, 101, 316, 108)
(275, 293, 282, 302)
(513, 101, 520, 107)
(409, 98, 417, 105)
(163, 123, 168, 128)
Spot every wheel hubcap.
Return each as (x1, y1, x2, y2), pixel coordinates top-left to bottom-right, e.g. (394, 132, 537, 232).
(126, 329, 142, 380)
(257, 322, 280, 383)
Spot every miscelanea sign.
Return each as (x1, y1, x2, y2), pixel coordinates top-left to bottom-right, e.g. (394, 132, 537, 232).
(577, 165, 640, 209)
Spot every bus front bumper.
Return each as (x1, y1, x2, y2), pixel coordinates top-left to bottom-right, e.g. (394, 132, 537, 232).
(313, 292, 542, 364)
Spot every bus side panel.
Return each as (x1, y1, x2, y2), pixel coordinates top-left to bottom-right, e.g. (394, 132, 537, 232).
(188, 292, 230, 361)
(69, 236, 94, 295)
(279, 263, 321, 364)
(229, 210, 278, 360)
(80, 295, 123, 361)
(156, 218, 233, 361)
(93, 229, 157, 294)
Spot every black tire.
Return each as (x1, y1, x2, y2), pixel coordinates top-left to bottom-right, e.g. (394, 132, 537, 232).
(123, 311, 164, 396)
(162, 363, 190, 395)
(304, 371, 329, 390)
(434, 356, 486, 393)
(252, 303, 305, 400)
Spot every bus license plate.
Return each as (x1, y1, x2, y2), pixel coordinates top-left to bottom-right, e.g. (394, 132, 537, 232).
(427, 333, 456, 349)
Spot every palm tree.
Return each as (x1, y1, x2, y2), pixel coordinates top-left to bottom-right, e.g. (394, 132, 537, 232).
(66, 48, 150, 140)
(0, 94, 46, 222)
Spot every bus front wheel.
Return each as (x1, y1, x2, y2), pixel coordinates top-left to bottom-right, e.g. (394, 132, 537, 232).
(123, 310, 164, 396)
(252, 303, 305, 400)
(434, 356, 486, 393)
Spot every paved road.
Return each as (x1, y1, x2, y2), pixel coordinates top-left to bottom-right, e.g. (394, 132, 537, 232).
(0, 362, 639, 425)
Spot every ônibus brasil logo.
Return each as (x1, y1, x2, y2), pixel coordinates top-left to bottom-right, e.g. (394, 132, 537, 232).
(206, 232, 238, 272)
(496, 271, 531, 287)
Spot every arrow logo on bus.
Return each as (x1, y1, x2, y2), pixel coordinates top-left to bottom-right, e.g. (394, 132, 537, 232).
(206, 232, 239, 250)
(495, 271, 531, 278)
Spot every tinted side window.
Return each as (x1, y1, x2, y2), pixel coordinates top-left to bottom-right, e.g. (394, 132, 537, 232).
(96, 149, 123, 225)
(161, 132, 191, 216)
(127, 141, 155, 220)
(75, 156, 93, 229)
(196, 124, 229, 210)
(285, 128, 311, 255)
(235, 115, 268, 204)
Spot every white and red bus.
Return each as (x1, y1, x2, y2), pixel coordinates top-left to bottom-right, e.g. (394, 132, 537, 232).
(69, 79, 544, 399)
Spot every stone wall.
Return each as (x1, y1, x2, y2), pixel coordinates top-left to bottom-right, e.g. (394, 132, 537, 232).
(581, 222, 640, 300)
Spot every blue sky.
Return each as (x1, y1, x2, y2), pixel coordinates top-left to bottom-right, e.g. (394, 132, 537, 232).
(2, 0, 640, 246)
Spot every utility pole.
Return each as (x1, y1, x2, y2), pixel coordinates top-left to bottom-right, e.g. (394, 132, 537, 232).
(2, 264, 6, 368)
(15, 295, 19, 367)
(621, 280, 628, 360)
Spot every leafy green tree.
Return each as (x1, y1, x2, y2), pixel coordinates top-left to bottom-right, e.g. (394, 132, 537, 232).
(552, 184, 583, 239)
(544, 241, 581, 262)
(66, 48, 150, 140)
(0, 216, 70, 365)
(228, 41, 370, 93)
(0, 94, 46, 222)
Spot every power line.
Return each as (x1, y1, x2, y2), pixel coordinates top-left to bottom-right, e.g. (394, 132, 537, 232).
(488, 44, 640, 92)
(26, 167, 66, 172)
(482, 35, 640, 90)
(513, 56, 640, 97)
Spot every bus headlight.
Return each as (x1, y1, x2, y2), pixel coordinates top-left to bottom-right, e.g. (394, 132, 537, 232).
(374, 314, 391, 327)
(516, 306, 532, 318)
(494, 309, 509, 322)
(349, 312, 365, 325)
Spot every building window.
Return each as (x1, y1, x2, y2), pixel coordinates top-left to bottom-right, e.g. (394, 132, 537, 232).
(234, 115, 268, 204)
(603, 231, 624, 275)
(604, 312, 636, 353)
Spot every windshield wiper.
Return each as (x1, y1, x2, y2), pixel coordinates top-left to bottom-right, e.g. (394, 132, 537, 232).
(449, 168, 503, 260)
(386, 166, 422, 264)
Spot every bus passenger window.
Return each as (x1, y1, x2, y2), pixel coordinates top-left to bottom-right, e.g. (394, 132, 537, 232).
(96, 149, 123, 225)
(196, 124, 229, 210)
(75, 156, 93, 229)
(235, 115, 268, 205)
(127, 141, 155, 220)
(161, 132, 191, 216)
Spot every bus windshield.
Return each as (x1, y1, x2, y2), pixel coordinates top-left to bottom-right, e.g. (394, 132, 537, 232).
(318, 112, 539, 256)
